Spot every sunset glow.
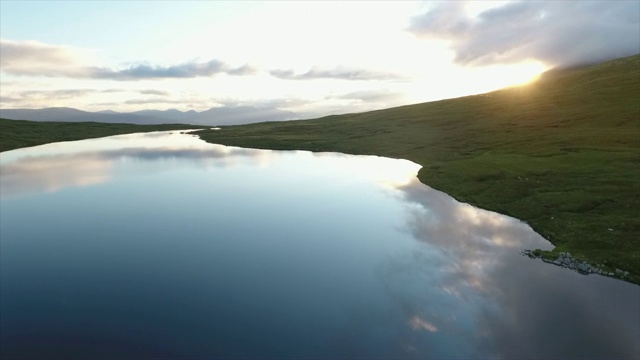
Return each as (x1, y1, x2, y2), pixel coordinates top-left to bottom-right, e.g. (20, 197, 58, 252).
(1, 1, 637, 120)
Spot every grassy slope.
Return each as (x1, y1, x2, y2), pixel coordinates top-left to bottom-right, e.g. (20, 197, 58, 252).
(0, 119, 204, 153)
(196, 54, 640, 282)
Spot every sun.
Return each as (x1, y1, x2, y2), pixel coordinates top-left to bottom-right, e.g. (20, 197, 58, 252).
(494, 61, 549, 87)
(439, 60, 550, 98)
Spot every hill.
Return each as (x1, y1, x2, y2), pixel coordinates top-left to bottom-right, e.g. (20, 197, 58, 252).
(196, 54, 640, 282)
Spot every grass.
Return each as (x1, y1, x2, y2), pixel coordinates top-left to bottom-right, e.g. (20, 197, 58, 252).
(0, 119, 205, 153)
(195, 54, 640, 284)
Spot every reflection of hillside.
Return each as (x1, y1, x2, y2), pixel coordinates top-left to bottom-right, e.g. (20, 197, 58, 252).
(0, 131, 277, 197)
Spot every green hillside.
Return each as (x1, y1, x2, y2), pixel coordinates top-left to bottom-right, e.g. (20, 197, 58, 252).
(197, 54, 640, 283)
(0, 119, 203, 153)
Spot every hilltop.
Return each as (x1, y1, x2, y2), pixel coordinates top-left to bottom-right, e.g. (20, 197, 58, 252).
(196, 54, 640, 282)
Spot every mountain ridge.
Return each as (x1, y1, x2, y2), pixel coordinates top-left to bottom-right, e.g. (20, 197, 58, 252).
(0, 105, 298, 126)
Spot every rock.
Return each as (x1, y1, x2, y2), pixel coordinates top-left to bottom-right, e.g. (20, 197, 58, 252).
(523, 249, 623, 279)
(578, 263, 590, 272)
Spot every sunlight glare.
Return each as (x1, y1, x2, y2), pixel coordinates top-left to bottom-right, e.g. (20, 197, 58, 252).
(490, 61, 548, 87)
(371, 158, 422, 189)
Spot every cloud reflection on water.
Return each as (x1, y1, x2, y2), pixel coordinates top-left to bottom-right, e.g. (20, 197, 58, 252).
(409, 316, 438, 333)
(1, 131, 422, 198)
(397, 177, 552, 294)
(377, 176, 640, 359)
(1, 152, 112, 196)
(0, 131, 278, 197)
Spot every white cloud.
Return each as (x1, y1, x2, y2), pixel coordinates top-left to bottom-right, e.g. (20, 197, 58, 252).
(270, 66, 405, 81)
(87, 60, 256, 80)
(327, 89, 405, 103)
(1, 39, 257, 80)
(0, 39, 79, 66)
(408, 1, 640, 67)
(0, 39, 92, 77)
(139, 89, 169, 96)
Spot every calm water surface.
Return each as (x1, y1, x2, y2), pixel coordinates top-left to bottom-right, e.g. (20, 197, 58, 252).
(1, 131, 638, 359)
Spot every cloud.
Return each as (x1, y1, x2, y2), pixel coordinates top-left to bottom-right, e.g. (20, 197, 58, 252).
(139, 89, 169, 96)
(0, 39, 78, 66)
(0, 88, 135, 107)
(375, 177, 640, 358)
(0, 39, 89, 77)
(211, 96, 311, 110)
(19, 89, 96, 99)
(0, 95, 22, 104)
(328, 89, 405, 103)
(86, 60, 256, 80)
(409, 316, 438, 333)
(0, 39, 258, 80)
(408, 1, 640, 67)
(0, 135, 277, 197)
(269, 66, 404, 81)
(226, 64, 259, 76)
(123, 98, 184, 105)
(0, 89, 98, 106)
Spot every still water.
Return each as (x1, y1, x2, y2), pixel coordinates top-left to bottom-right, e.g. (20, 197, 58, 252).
(1, 131, 638, 359)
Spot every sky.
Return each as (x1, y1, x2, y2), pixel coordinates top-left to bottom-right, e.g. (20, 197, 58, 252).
(1, 0, 638, 118)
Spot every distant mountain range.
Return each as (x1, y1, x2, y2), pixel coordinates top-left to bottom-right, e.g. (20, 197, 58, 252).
(0, 106, 298, 126)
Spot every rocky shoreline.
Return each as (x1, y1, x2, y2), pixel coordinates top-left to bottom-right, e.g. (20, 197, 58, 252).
(521, 250, 630, 279)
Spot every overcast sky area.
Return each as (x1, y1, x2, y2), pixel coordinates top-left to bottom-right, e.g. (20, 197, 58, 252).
(1, 1, 638, 118)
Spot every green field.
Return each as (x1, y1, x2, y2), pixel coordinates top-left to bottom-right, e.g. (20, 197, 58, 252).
(0, 119, 203, 153)
(196, 55, 640, 283)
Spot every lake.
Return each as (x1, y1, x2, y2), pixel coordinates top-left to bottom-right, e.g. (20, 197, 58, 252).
(1, 131, 638, 359)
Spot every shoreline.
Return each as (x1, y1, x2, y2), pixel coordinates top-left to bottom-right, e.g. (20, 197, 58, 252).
(521, 249, 632, 281)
